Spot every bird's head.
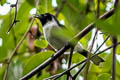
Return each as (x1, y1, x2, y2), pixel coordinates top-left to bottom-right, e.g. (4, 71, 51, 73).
(35, 13, 57, 26)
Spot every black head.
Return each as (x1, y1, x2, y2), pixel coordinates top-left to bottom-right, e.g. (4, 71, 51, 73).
(35, 13, 54, 26)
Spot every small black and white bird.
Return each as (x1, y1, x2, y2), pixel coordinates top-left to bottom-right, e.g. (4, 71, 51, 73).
(35, 13, 104, 65)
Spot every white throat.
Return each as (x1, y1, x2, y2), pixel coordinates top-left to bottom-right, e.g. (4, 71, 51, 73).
(42, 18, 59, 41)
(43, 18, 58, 29)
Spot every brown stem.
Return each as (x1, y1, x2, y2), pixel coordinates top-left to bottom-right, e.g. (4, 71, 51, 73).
(112, 36, 117, 80)
(67, 47, 74, 80)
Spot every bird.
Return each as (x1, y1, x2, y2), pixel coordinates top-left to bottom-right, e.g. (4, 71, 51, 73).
(35, 13, 104, 65)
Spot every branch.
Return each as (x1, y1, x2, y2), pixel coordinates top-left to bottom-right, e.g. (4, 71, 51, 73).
(85, 0, 91, 14)
(84, 29, 98, 80)
(111, 0, 118, 80)
(96, 42, 120, 55)
(94, 35, 110, 54)
(72, 63, 86, 79)
(112, 36, 117, 80)
(7, 0, 19, 33)
(67, 47, 74, 80)
(114, 0, 119, 8)
(20, 8, 115, 80)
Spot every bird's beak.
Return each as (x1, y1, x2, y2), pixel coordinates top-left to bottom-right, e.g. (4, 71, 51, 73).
(34, 14, 42, 19)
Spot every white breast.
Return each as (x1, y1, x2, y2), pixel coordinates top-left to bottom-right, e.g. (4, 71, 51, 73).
(43, 19, 65, 49)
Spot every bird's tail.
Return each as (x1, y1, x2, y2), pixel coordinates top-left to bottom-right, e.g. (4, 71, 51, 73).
(90, 54, 104, 65)
(74, 42, 104, 65)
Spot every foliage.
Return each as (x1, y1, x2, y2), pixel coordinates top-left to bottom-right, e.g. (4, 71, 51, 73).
(0, 0, 120, 80)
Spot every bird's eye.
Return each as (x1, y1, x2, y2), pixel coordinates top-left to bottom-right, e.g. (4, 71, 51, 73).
(44, 14, 47, 17)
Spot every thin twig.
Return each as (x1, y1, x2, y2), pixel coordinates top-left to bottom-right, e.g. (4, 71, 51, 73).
(7, 0, 19, 33)
(94, 35, 110, 54)
(55, 0, 66, 17)
(67, 47, 74, 80)
(9, 7, 17, 46)
(72, 63, 86, 79)
(114, 0, 118, 8)
(20, 8, 115, 80)
(85, 0, 91, 14)
(84, 29, 98, 80)
(96, 0, 100, 18)
(112, 36, 117, 80)
(96, 42, 120, 55)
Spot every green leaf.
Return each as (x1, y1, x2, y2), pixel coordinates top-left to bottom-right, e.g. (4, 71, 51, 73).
(101, 53, 112, 72)
(57, 0, 95, 33)
(90, 64, 102, 73)
(87, 72, 97, 80)
(34, 39, 48, 48)
(36, 70, 50, 80)
(7, 60, 23, 80)
(22, 50, 54, 76)
(96, 7, 120, 35)
(26, 0, 34, 6)
(72, 53, 84, 63)
(0, 15, 15, 62)
(116, 61, 120, 76)
(97, 73, 110, 80)
(116, 45, 120, 54)
(0, 65, 5, 80)
(39, 0, 53, 13)
(0, 0, 6, 5)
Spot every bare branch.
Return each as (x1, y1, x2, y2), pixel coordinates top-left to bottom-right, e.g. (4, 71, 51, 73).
(94, 35, 110, 54)
(112, 36, 117, 80)
(73, 63, 86, 79)
(7, 0, 19, 33)
(67, 47, 74, 80)
(114, 0, 119, 8)
(111, 0, 119, 79)
(96, 42, 120, 55)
